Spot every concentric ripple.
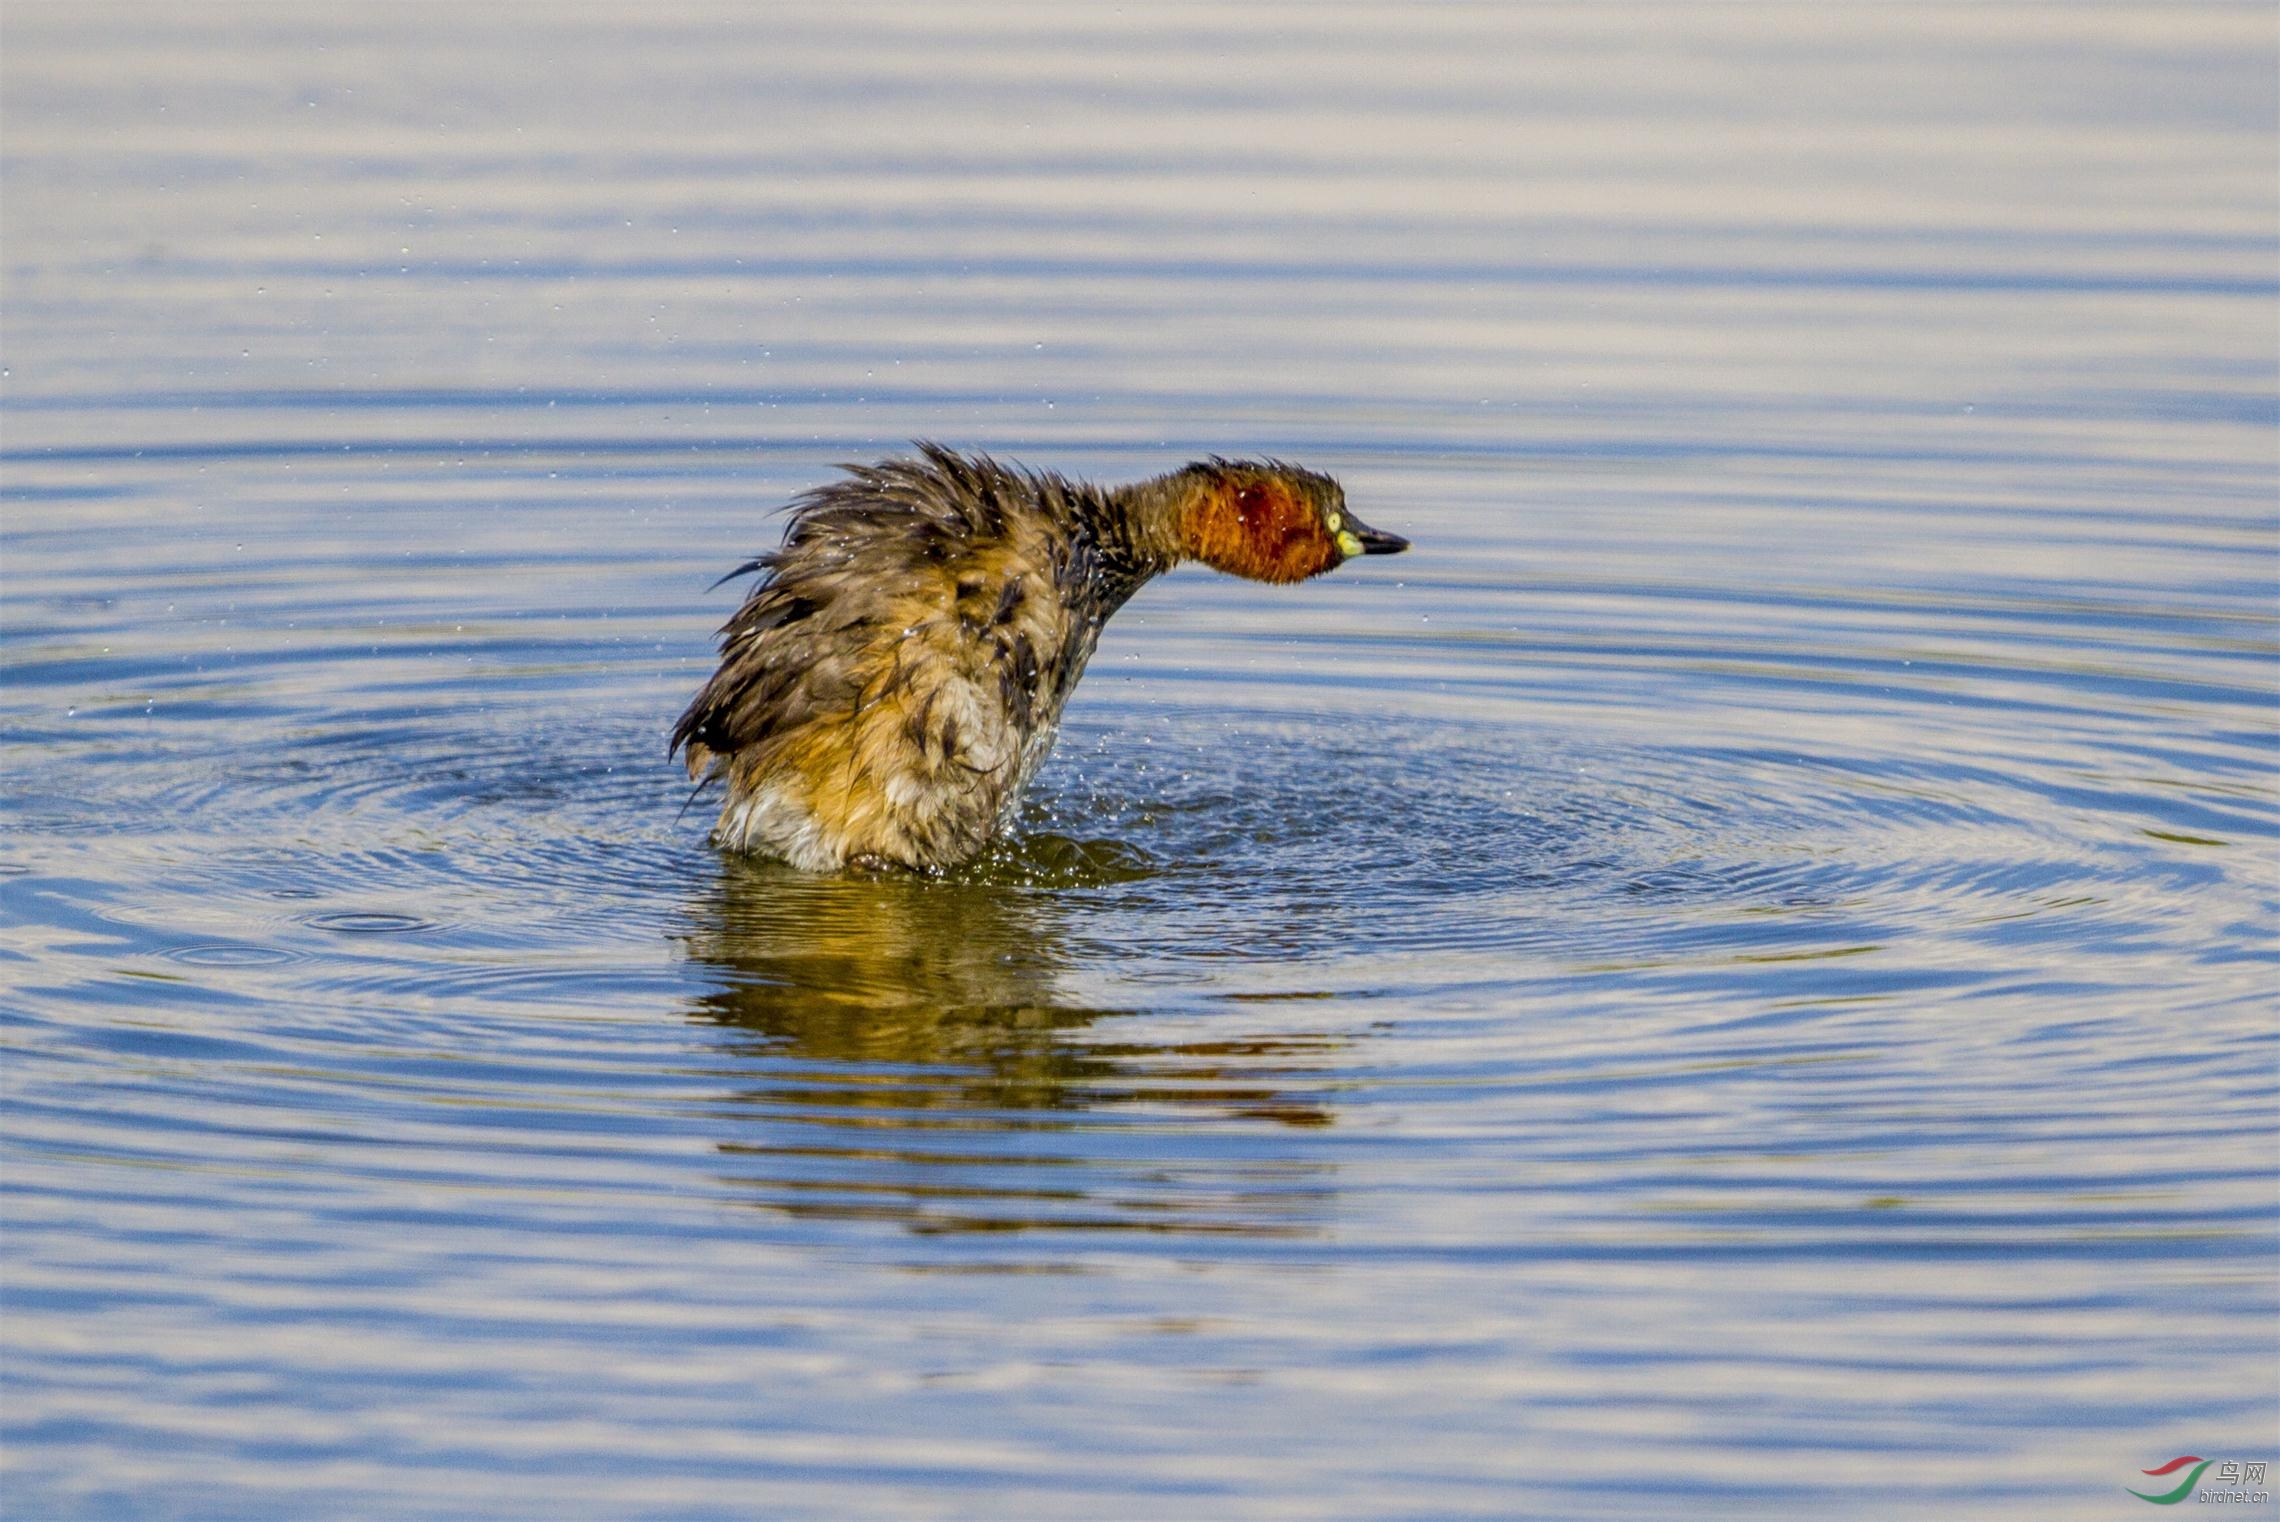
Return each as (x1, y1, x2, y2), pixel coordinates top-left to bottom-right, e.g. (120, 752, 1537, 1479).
(3, 5, 2275, 1517)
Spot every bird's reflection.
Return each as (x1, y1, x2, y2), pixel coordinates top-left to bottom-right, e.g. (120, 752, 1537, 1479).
(678, 855, 1342, 1237)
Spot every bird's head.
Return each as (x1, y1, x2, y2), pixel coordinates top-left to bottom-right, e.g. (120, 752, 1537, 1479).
(1179, 459, 1408, 583)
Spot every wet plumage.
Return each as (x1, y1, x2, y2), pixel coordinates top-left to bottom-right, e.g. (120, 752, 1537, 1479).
(672, 442, 1407, 872)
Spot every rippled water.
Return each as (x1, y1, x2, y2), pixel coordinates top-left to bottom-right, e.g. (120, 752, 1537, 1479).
(4, 6, 2276, 1518)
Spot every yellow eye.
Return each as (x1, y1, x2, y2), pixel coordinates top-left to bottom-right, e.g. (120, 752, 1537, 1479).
(1325, 511, 1343, 532)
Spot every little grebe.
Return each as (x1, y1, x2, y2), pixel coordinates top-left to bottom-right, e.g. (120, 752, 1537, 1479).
(672, 442, 1408, 871)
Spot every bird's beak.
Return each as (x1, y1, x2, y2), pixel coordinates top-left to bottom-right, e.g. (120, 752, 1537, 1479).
(1336, 515, 1409, 557)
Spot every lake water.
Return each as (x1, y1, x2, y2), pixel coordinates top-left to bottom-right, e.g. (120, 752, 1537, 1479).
(3, 6, 2275, 1517)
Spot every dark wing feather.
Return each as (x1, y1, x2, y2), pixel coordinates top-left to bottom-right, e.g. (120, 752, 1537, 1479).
(671, 443, 1046, 779)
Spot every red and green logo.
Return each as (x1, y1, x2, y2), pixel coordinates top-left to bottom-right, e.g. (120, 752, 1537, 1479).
(2129, 1456, 2212, 1505)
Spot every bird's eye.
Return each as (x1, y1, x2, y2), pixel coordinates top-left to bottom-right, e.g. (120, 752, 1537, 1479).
(1325, 511, 1343, 533)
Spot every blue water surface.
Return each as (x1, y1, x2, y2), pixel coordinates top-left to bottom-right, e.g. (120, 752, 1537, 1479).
(3, 6, 2275, 1518)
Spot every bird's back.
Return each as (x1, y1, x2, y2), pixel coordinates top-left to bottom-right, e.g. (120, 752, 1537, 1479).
(673, 446, 1111, 871)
